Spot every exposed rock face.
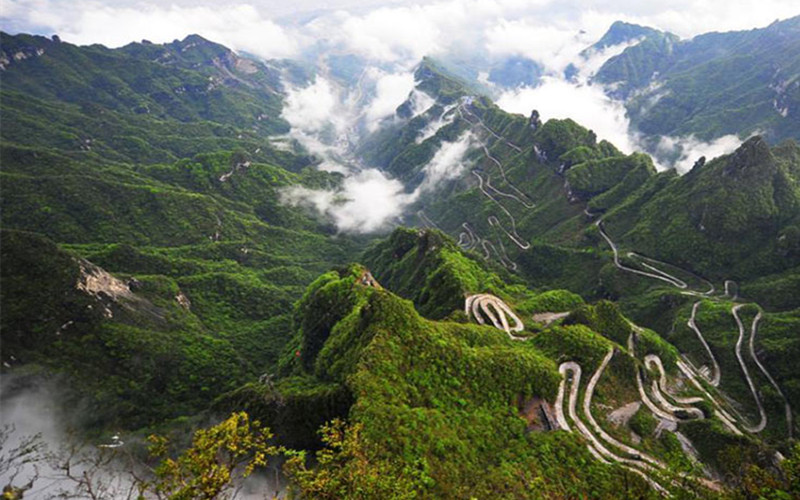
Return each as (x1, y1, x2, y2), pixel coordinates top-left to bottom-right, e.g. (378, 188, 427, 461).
(76, 260, 135, 318)
(74, 259, 164, 322)
(76, 261, 134, 302)
(722, 136, 776, 179)
(0, 45, 44, 70)
(529, 109, 542, 131)
(176, 291, 192, 310)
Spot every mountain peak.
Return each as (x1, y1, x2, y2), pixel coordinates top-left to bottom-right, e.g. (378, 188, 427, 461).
(592, 21, 668, 49)
(722, 135, 775, 179)
(172, 34, 231, 55)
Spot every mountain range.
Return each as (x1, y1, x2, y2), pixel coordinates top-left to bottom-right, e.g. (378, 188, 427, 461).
(1, 18, 799, 498)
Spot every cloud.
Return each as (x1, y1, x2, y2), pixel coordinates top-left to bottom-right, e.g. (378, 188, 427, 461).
(4, 0, 798, 63)
(319, 6, 443, 63)
(280, 131, 474, 233)
(419, 131, 474, 190)
(416, 102, 459, 144)
(496, 76, 636, 153)
(656, 134, 743, 173)
(282, 169, 416, 233)
(484, 20, 592, 74)
(1, 2, 299, 59)
(282, 76, 343, 133)
(364, 69, 416, 131)
(408, 89, 437, 118)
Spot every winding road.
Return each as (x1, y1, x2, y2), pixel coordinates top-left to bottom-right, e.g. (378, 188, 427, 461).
(687, 302, 721, 386)
(555, 356, 670, 495)
(644, 355, 705, 419)
(747, 311, 793, 438)
(472, 171, 531, 250)
(675, 358, 743, 436)
(554, 345, 722, 495)
(732, 305, 768, 433)
(595, 220, 792, 438)
(465, 294, 525, 339)
(596, 221, 688, 289)
(448, 97, 535, 266)
(457, 99, 522, 153)
(479, 145, 535, 208)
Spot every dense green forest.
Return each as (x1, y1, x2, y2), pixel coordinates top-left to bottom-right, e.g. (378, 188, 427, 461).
(1, 29, 799, 498)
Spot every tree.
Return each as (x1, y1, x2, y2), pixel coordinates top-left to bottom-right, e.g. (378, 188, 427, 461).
(144, 412, 280, 500)
(1, 425, 44, 500)
(283, 419, 417, 499)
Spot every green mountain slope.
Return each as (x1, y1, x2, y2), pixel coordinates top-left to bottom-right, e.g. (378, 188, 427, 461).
(593, 17, 800, 142)
(2, 30, 799, 498)
(0, 33, 358, 428)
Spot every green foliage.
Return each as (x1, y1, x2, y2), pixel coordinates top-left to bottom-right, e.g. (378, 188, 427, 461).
(363, 228, 506, 319)
(595, 17, 800, 142)
(517, 289, 584, 314)
(533, 118, 598, 160)
(272, 267, 649, 497)
(284, 419, 418, 499)
(566, 153, 656, 201)
(565, 300, 632, 346)
(146, 412, 279, 500)
(214, 377, 353, 450)
(530, 324, 613, 368)
(741, 267, 800, 311)
(629, 405, 658, 437)
(602, 137, 800, 281)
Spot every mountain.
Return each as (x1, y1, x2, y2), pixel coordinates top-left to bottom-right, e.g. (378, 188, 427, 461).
(593, 16, 800, 143)
(369, 58, 800, 307)
(0, 32, 359, 428)
(2, 31, 799, 498)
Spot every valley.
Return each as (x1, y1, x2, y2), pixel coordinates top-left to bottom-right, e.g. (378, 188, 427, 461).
(2, 11, 800, 499)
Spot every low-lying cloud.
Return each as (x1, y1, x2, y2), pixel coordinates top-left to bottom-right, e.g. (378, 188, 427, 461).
(282, 77, 344, 134)
(364, 69, 417, 131)
(497, 76, 636, 153)
(419, 131, 474, 190)
(3, 0, 782, 228)
(282, 169, 415, 233)
(657, 134, 744, 173)
(5, 0, 798, 63)
(282, 131, 474, 233)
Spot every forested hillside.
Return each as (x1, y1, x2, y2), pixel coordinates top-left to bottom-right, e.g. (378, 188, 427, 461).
(1, 29, 799, 498)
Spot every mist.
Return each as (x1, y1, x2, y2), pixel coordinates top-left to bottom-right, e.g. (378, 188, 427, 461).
(3, 0, 783, 233)
(0, 374, 287, 499)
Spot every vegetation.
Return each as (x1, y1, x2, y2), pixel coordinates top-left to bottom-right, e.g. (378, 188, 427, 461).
(2, 27, 799, 499)
(594, 17, 800, 143)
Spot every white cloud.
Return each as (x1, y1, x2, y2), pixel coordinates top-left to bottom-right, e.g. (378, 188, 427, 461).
(3, 2, 299, 59)
(496, 76, 635, 153)
(330, 6, 442, 62)
(280, 131, 475, 232)
(364, 69, 416, 131)
(419, 131, 474, 190)
(656, 134, 743, 173)
(416, 102, 459, 144)
(4, 0, 792, 192)
(485, 20, 592, 74)
(409, 89, 437, 118)
(282, 169, 416, 233)
(282, 76, 342, 133)
(4, 0, 797, 62)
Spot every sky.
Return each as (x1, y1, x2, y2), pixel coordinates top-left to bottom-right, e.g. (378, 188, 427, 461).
(2, 0, 798, 60)
(2, 0, 797, 232)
